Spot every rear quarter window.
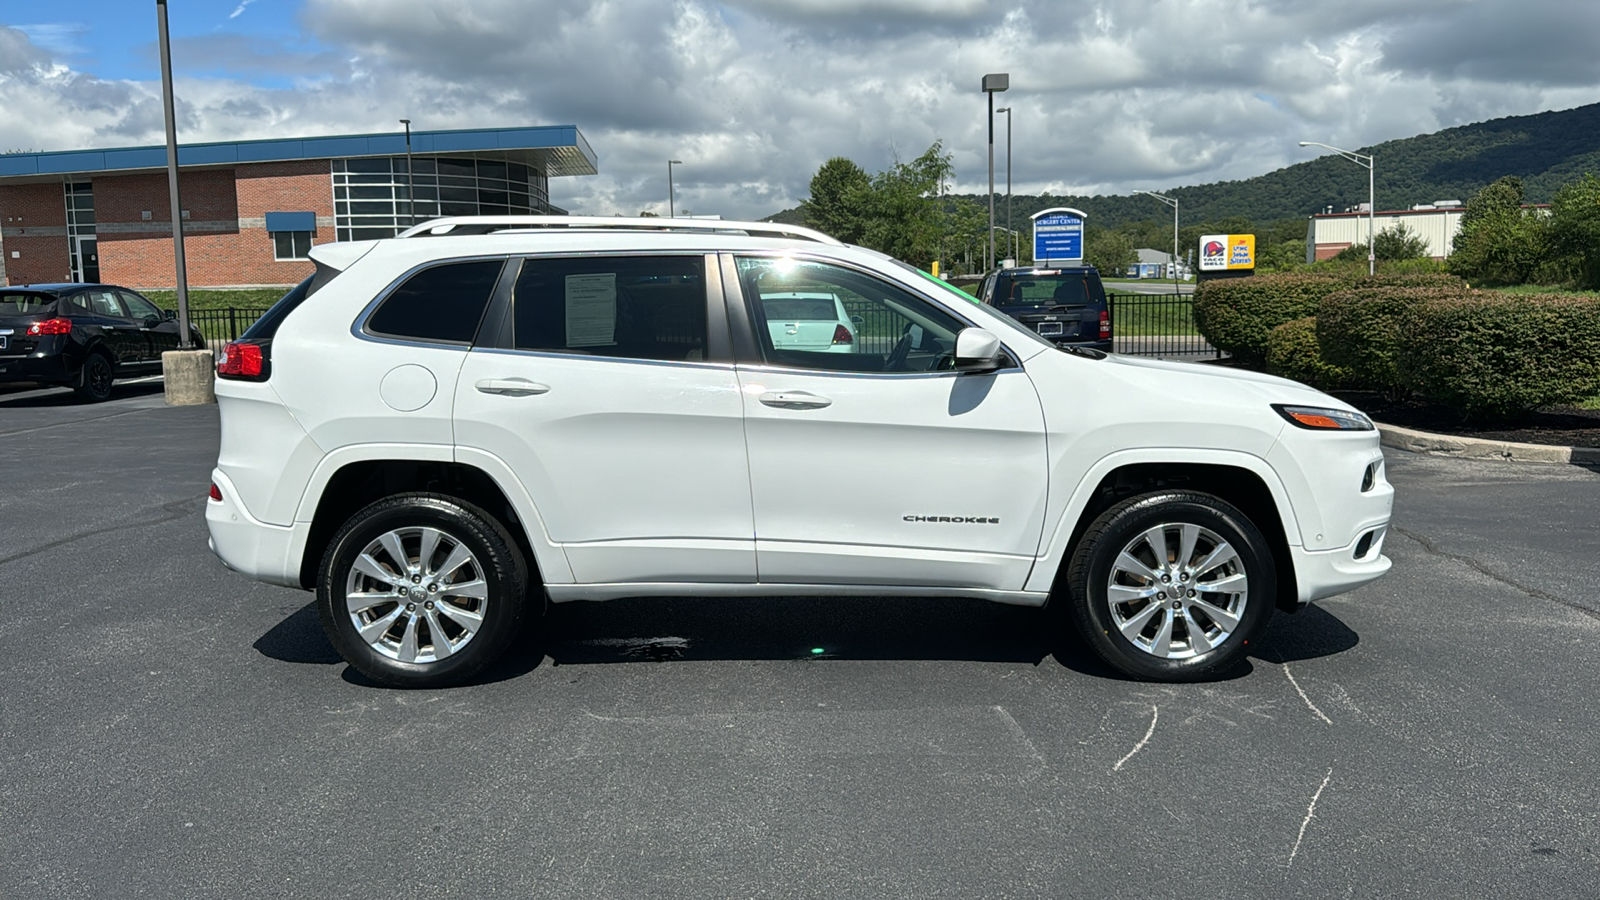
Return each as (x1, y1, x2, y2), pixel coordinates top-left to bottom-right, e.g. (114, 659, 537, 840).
(367, 259, 504, 344)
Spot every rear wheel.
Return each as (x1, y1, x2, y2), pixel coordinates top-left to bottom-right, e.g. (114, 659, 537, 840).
(74, 352, 113, 402)
(317, 493, 530, 688)
(1065, 490, 1275, 681)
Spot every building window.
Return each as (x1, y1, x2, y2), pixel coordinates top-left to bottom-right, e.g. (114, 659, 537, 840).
(331, 156, 553, 242)
(273, 231, 313, 260)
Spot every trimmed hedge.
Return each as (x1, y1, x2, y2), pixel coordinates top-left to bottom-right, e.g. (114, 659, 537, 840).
(1399, 293, 1600, 419)
(1193, 274, 1353, 364)
(1316, 275, 1470, 397)
(1266, 317, 1355, 390)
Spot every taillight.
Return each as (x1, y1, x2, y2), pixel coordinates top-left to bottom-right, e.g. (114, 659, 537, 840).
(831, 324, 853, 344)
(27, 317, 72, 336)
(1099, 310, 1111, 338)
(217, 341, 265, 379)
(209, 483, 223, 502)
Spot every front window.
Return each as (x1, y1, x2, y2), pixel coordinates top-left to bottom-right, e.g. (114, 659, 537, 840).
(736, 257, 967, 373)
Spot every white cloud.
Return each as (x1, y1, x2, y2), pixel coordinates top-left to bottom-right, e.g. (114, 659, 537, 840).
(229, 0, 259, 20)
(1, 1, 1598, 220)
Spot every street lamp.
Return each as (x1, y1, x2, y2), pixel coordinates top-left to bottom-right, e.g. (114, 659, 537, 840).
(982, 73, 1009, 272)
(997, 106, 1013, 263)
(667, 159, 683, 217)
(1135, 190, 1179, 291)
(155, 0, 191, 350)
(399, 118, 414, 227)
(1299, 141, 1375, 276)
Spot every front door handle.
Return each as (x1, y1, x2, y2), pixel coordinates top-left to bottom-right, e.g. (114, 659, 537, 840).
(759, 390, 831, 410)
(475, 378, 550, 397)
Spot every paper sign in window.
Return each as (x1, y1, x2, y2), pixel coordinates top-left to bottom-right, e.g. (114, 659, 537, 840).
(565, 273, 617, 347)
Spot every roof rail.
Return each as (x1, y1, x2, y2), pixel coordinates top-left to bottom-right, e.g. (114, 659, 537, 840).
(394, 215, 842, 245)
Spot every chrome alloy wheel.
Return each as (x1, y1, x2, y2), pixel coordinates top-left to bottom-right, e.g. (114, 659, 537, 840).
(1105, 522, 1249, 659)
(343, 527, 489, 664)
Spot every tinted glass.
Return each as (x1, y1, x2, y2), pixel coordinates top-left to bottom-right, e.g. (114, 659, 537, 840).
(761, 295, 840, 320)
(0, 292, 55, 316)
(83, 289, 127, 318)
(368, 259, 503, 344)
(992, 271, 1104, 306)
(512, 256, 706, 362)
(736, 257, 966, 373)
(119, 291, 162, 320)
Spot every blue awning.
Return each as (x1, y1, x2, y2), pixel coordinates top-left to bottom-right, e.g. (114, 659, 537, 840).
(265, 211, 316, 232)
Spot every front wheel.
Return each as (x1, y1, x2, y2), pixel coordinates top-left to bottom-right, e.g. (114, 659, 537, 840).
(317, 493, 530, 688)
(1064, 490, 1275, 681)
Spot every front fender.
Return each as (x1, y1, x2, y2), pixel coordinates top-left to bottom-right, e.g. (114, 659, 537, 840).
(1022, 447, 1301, 594)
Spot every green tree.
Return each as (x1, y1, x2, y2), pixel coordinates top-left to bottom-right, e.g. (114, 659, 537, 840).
(1448, 176, 1550, 285)
(799, 157, 872, 244)
(857, 142, 955, 270)
(1547, 172, 1600, 289)
(1084, 226, 1136, 274)
(1372, 223, 1430, 261)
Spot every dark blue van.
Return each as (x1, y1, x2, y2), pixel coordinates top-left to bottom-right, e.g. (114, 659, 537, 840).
(978, 266, 1111, 352)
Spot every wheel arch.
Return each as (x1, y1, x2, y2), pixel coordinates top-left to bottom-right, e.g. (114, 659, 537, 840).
(295, 456, 568, 591)
(1032, 452, 1303, 614)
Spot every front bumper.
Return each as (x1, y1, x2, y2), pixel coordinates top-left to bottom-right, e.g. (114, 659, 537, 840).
(1291, 532, 1392, 607)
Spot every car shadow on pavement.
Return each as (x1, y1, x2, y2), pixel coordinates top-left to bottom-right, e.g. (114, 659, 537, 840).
(253, 594, 1361, 688)
(0, 380, 165, 408)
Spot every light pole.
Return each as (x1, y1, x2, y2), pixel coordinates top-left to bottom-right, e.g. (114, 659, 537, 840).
(399, 118, 414, 227)
(155, 0, 191, 350)
(982, 73, 1009, 272)
(997, 105, 1013, 263)
(667, 159, 683, 217)
(1135, 190, 1179, 291)
(1299, 141, 1375, 276)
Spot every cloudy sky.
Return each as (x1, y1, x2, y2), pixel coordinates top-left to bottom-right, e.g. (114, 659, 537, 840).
(2, 0, 1598, 220)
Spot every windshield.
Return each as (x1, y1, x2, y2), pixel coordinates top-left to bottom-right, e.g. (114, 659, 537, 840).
(0, 292, 56, 316)
(993, 273, 1093, 306)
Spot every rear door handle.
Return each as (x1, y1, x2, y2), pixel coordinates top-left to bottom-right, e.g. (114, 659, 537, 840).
(759, 390, 831, 410)
(475, 378, 550, 397)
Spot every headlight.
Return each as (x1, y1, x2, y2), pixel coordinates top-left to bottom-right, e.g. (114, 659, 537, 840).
(1272, 404, 1374, 431)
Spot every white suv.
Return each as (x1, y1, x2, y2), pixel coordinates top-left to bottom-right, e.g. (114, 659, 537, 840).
(206, 216, 1393, 687)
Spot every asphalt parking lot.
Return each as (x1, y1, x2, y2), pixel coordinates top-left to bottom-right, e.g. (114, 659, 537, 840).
(3, 383, 1597, 898)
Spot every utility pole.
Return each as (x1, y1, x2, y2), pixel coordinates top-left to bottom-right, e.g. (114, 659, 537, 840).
(156, 0, 190, 350)
(982, 74, 1009, 272)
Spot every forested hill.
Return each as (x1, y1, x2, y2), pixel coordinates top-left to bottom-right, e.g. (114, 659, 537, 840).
(769, 102, 1600, 230)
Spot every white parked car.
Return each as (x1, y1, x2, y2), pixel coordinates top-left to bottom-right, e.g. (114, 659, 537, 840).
(759, 290, 860, 353)
(207, 216, 1392, 687)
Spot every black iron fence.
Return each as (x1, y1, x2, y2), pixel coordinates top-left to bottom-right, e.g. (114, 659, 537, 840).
(166, 307, 271, 347)
(1107, 291, 1220, 359)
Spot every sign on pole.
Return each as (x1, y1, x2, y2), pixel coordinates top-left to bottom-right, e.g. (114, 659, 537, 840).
(1031, 207, 1086, 265)
(1199, 234, 1256, 271)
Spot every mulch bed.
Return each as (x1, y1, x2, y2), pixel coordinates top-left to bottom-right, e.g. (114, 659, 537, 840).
(1330, 391, 1600, 449)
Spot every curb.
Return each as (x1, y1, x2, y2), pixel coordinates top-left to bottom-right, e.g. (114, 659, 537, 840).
(1376, 421, 1600, 467)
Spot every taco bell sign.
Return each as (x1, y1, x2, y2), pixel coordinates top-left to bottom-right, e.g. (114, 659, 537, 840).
(1032, 207, 1087, 264)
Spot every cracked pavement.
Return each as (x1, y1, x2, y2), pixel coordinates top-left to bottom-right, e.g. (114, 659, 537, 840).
(2, 384, 1597, 898)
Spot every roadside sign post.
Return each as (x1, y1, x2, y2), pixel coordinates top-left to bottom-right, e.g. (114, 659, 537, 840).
(1031, 207, 1087, 267)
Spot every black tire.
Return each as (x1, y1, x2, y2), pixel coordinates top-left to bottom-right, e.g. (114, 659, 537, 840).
(1064, 490, 1275, 682)
(317, 493, 531, 688)
(74, 352, 114, 402)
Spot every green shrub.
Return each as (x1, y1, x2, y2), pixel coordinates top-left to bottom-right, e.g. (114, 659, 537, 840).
(1317, 275, 1472, 397)
(1266, 317, 1355, 389)
(1193, 273, 1354, 364)
(1399, 293, 1600, 420)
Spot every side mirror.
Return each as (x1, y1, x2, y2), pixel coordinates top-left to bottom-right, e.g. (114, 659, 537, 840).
(953, 328, 1005, 374)
(163, 310, 177, 320)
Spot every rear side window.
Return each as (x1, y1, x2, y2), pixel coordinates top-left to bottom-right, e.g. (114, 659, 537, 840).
(367, 259, 504, 344)
(511, 256, 707, 362)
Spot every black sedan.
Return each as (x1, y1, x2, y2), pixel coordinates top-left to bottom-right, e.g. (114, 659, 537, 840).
(0, 283, 204, 402)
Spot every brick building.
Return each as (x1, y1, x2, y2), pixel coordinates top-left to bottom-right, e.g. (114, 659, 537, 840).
(0, 125, 597, 289)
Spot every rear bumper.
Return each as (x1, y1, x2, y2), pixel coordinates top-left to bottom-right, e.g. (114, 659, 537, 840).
(206, 468, 310, 589)
(0, 352, 73, 384)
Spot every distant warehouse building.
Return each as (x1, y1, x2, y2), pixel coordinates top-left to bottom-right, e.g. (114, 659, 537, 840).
(0, 125, 597, 288)
(1305, 201, 1467, 262)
